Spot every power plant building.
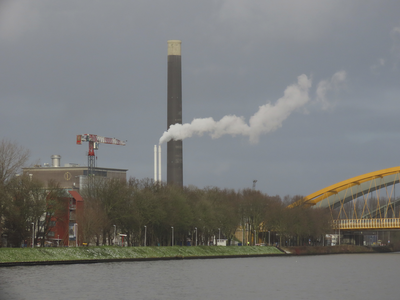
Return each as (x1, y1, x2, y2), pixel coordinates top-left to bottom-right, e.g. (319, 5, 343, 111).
(22, 155, 127, 191)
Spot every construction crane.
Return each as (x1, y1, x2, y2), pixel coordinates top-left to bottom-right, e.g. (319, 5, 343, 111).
(76, 134, 126, 179)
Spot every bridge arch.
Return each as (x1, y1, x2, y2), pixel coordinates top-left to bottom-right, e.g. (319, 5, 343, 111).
(290, 166, 400, 221)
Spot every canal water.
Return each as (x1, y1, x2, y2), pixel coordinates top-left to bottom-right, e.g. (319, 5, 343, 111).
(0, 253, 399, 300)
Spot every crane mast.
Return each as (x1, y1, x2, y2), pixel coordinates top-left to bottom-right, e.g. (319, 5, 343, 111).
(76, 134, 126, 180)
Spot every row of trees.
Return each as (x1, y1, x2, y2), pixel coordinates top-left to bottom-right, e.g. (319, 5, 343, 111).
(79, 178, 332, 247)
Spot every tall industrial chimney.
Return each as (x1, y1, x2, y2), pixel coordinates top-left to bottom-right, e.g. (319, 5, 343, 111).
(167, 40, 183, 187)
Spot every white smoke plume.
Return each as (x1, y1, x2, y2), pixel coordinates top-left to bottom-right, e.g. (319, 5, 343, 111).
(159, 73, 342, 145)
(315, 71, 346, 110)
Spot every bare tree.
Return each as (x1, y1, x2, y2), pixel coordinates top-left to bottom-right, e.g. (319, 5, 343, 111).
(0, 140, 30, 246)
(0, 139, 30, 185)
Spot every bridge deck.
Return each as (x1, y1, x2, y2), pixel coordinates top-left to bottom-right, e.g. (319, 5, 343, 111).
(333, 218, 400, 230)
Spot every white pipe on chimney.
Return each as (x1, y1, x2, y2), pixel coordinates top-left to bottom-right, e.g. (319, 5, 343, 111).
(158, 145, 161, 182)
(154, 145, 158, 182)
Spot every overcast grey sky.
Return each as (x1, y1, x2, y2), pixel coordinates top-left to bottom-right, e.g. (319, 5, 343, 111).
(1, 0, 399, 198)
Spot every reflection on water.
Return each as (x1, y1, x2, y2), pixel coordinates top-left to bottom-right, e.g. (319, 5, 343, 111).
(0, 253, 399, 300)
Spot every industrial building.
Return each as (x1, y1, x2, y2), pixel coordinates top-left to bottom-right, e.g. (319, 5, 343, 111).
(22, 154, 127, 192)
(42, 190, 83, 247)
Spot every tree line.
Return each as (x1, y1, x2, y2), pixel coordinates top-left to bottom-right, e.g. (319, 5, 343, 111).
(79, 177, 331, 247)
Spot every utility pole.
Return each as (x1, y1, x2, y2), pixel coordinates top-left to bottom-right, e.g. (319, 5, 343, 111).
(144, 225, 147, 247)
(31, 222, 34, 248)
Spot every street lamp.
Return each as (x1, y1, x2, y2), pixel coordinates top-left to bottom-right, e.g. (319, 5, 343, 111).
(195, 227, 197, 246)
(113, 225, 116, 246)
(171, 227, 174, 246)
(144, 225, 147, 247)
(31, 222, 34, 248)
(75, 223, 78, 247)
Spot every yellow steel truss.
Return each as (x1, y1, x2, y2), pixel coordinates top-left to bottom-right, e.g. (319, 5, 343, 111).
(290, 167, 400, 230)
(333, 218, 400, 230)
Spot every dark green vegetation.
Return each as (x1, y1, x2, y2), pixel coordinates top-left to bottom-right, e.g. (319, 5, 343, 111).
(0, 245, 283, 264)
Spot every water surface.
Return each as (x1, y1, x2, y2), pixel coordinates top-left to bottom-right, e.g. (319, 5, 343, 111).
(0, 253, 398, 300)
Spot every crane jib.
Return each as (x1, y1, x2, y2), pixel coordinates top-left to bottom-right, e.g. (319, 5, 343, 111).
(77, 134, 126, 146)
(96, 136, 126, 146)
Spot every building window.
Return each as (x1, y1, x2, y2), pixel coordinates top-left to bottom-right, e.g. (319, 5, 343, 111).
(48, 231, 55, 237)
(83, 170, 107, 177)
(48, 221, 56, 227)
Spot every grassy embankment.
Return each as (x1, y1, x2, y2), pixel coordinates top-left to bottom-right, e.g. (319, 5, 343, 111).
(0, 246, 283, 264)
(2, 244, 395, 265)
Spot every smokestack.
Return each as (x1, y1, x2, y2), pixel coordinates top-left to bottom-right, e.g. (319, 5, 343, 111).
(158, 145, 161, 182)
(154, 145, 158, 182)
(154, 145, 162, 183)
(167, 40, 183, 187)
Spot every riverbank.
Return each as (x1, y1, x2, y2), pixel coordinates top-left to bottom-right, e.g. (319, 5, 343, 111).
(1, 244, 398, 267)
(0, 245, 283, 266)
(281, 243, 400, 255)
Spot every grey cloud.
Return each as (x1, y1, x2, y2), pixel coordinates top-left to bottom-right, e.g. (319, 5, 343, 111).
(0, 0, 399, 197)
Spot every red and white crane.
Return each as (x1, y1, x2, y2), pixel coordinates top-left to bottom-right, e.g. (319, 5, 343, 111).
(76, 134, 126, 178)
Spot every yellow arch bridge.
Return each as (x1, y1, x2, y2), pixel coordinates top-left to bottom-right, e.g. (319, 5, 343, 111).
(291, 166, 400, 231)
